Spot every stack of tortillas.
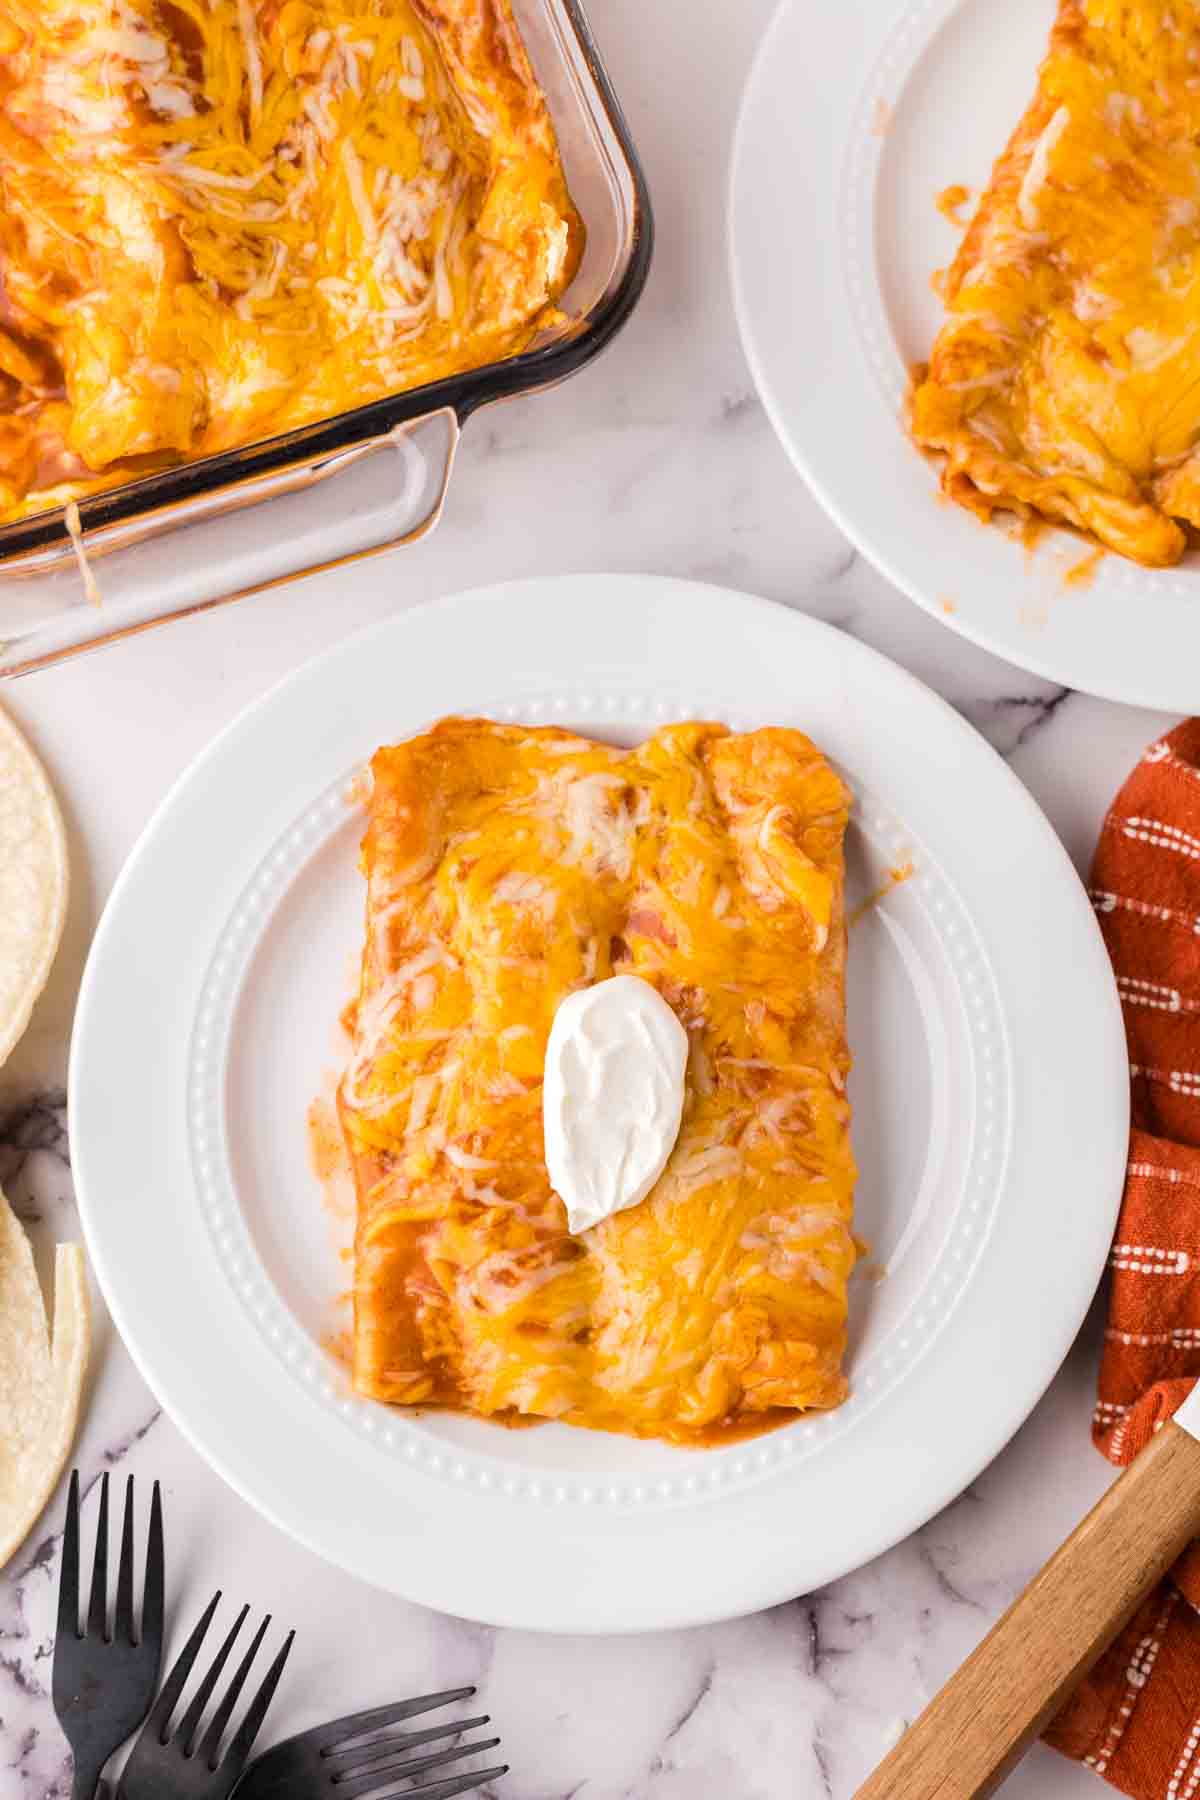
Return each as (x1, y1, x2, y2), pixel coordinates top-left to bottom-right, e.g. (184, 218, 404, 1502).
(0, 703, 86, 1569)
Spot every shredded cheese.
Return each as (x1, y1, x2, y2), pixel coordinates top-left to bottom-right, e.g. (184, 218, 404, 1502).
(0, 0, 580, 524)
(1017, 104, 1071, 229)
(63, 501, 101, 606)
(235, 0, 264, 125)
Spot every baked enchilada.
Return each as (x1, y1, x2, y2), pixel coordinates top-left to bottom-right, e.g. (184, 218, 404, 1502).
(0, 0, 580, 524)
(911, 0, 1200, 567)
(338, 718, 858, 1444)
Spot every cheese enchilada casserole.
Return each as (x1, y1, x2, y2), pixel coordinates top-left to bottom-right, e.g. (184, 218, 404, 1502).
(338, 718, 858, 1444)
(0, 0, 580, 525)
(911, 0, 1200, 567)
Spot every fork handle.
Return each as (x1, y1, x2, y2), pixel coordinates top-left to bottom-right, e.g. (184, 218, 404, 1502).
(71, 1755, 108, 1800)
(854, 1420, 1200, 1799)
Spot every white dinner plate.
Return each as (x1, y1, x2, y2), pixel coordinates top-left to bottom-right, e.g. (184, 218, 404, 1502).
(70, 573, 1128, 1632)
(730, 0, 1200, 713)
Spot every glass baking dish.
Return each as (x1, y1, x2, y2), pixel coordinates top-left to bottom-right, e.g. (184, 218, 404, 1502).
(0, 0, 651, 678)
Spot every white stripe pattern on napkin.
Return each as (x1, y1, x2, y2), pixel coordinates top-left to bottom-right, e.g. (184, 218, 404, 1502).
(1109, 1244, 1191, 1275)
(1129, 1162, 1200, 1190)
(1090, 889, 1200, 936)
(1131, 1066, 1200, 1099)
(1144, 740, 1200, 789)
(1084, 1592, 1177, 1775)
(1106, 1327, 1200, 1348)
(1120, 817, 1200, 860)
(1118, 977, 1200, 1014)
(1168, 1701, 1200, 1799)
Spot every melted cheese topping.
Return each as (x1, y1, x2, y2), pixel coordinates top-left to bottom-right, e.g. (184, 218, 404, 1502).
(0, 0, 580, 523)
(911, 0, 1200, 567)
(339, 718, 857, 1444)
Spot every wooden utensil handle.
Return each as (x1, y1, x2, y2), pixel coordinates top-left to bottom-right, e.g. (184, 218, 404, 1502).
(854, 1420, 1200, 1800)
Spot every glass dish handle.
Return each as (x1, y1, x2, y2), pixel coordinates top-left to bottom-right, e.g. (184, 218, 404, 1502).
(0, 407, 460, 678)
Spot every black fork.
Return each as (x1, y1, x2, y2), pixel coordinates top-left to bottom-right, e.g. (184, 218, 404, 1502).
(234, 1688, 508, 1800)
(116, 1592, 294, 1799)
(52, 1470, 165, 1800)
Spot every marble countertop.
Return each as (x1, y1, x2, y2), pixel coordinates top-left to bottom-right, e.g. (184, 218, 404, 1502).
(0, 1, 1176, 1795)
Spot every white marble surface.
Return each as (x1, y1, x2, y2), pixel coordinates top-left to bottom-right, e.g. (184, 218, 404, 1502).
(0, 1, 1180, 1794)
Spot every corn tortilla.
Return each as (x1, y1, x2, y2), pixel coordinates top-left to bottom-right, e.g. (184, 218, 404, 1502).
(0, 705, 68, 1067)
(0, 706, 82, 1567)
(0, 1187, 88, 1568)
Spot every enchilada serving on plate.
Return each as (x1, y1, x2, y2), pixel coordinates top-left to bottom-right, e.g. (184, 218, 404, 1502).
(337, 716, 858, 1445)
(911, 0, 1200, 567)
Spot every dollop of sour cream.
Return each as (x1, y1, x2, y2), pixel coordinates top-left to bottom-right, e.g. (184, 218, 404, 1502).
(543, 974, 689, 1235)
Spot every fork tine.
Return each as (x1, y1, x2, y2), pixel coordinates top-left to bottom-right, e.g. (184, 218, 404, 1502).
(146, 1591, 222, 1741)
(114, 1477, 136, 1644)
(56, 1469, 80, 1640)
(176, 1604, 248, 1752)
(86, 1473, 110, 1640)
(220, 1628, 294, 1772)
(335, 1737, 503, 1800)
(395, 1763, 508, 1800)
(194, 1612, 269, 1765)
(319, 1689, 478, 1752)
(327, 1718, 491, 1769)
(141, 1481, 165, 1656)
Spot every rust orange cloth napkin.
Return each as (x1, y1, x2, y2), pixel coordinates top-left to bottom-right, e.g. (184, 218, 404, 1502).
(1044, 720, 1200, 1793)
